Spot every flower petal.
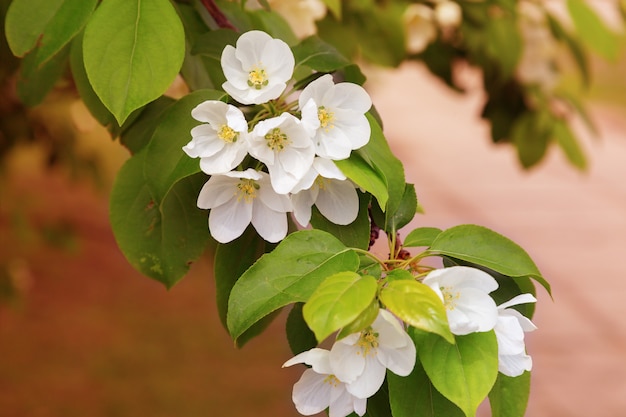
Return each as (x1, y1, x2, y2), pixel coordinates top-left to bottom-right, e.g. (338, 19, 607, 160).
(329, 340, 365, 384)
(345, 354, 386, 399)
(494, 314, 526, 355)
(328, 82, 372, 114)
(292, 369, 332, 416)
(499, 352, 532, 377)
(315, 179, 359, 225)
(251, 200, 288, 242)
(208, 198, 253, 243)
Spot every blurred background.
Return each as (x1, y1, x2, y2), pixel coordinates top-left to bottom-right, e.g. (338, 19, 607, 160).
(1, 1, 626, 417)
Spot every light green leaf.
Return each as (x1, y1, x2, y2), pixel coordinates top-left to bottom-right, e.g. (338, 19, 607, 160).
(403, 227, 442, 248)
(413, 330, 499, 417)
(554, 120, 587, 170)
(385, 269, 414, 282)
(546, 13, 590, 87)
(83, 0, 185, 124)
(322, 0, 341, 19)
(303, 271, 377, 342)
(109, 151, 210, 287)
(427, 224, 551, 295)
(337, 299, 379, 340)
(567, 0, 619, 61)
(5, 0, 96, 65)
(380, 280, 454, 344)
(143, 89, 227, 201)
(388, 360, 465, 417)
(489, 372, 531, 417)
(335, 152, 388, 209)
(227, 230, 360, 343)
(311, 191, 371, 250)
(511, 111, 552, 169)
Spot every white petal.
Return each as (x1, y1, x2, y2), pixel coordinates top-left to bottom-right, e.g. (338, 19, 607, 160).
(315, 180, 359, 225)
(329, 341, 364, 384)
(299, 74, 334, 109)
(454, 288, 499, 333)
(300, 98, 321, 136)
(499, 352, 532, 377)
(353, 396, 367, 416)
(345, 354, 386, 399)
(196, 176, 236, 209)
(292, 190, 316, 226)
(329, 385, 359, 417)
(315, 129, 353, 160)
(502, 308, 538, 332)
(378, 340, 416, 377)
(494, 315, 526, 355)
(208, 199, 253, 243)
(283, 348, 333, 374)
(423, 266, 498, 294)
(333, 109, 371, 150)
(314, 157, 346, 180)
(328, 82, 372, 113)
(224, 104, 248, 132)
(251, 201, 288, 243)
(257, 174, 293, 212)
(292, 369, 332, 415)
(498, 294, 537, 310)
(190, 100, 229, 124)
(220, 46, 247, 90)
(262, 38, 295, 82)
(234, 30, 271, 69)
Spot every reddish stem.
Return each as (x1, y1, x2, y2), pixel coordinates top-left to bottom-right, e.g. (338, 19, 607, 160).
(200, 0, 237, 31)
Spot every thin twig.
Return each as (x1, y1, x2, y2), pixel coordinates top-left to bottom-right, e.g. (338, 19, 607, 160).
(200, 0, 237, 31)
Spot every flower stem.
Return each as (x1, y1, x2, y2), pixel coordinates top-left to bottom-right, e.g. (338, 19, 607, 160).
(199, 0, 237, 31)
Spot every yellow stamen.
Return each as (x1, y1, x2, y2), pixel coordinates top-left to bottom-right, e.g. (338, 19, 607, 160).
(218, 125, 238, 143)
(236, 179, 259, 203)
(264, 128, 290, 151)
(356, 327, 379, 357)
(323, 374, 340, 387)
(248, 66, 269, 90)
(440, 286, 460, 311)
(318, 106, 335, 131)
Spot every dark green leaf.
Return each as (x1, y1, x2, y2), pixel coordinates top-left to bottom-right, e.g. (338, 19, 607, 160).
(293, 35, 351, 72)
(83, 0, 185, 124)
(311, 190, 371, 250)
(119, 96, 176, 154)
(372, 183, 417, 234)
(380, 280, 454, 344)
(428, 224, 550, 295)
(248, 9, 298, 46)
(489, 372, 531, 417)
(286, 303, 318, 355)
(403, 227, 442, 248)
(109, 151, 210, 287)
(413, 329, 499, 417)
(485, 16, 522, 78)
(388, 359, 465, 417)
(303, 271, 377, 342)
(511, 111, 552, 169)
(227, 230, 360, 343)
(17, 44, 69, 106)
(5, 0, 96, 65)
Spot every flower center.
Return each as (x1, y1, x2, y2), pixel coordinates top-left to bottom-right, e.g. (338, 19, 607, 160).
(323, 374, 340, 387)
(248, 66, 269, 90)
(235, 179, 259, 203)
(314, 176, 327, 190)
(356, 327, 379, 357)
(218, 125, 238, 143)
(264, 128, 290, 151)
(317, 106, 334, 130)
(440, 286, 460, 311)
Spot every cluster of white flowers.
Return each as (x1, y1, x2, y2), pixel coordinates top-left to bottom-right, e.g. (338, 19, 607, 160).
(403, 0, 463, 54)
(423, 266, 537, 377)
(183, 31, 372, 244)
(283, 309, 416, 417)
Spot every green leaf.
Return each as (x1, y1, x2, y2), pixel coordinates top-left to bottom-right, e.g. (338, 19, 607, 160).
(286, 303, 318, 355)
(322, 0, 341, 19)
(191, 29, 239, 59)
(335, 152, 388, 209)
(69, 30, 118, 130)
(83, 0, 185, 124)
(403, 227, 442, 248)
(311, 191, 371, 250)
(489, 372, 531, 417)
(17, 44, 69, 106)
(413, 330, 499, 417)
(388, 359, 465, 417)
(293, 35, 351, 72)
(511, 111, 552, 169)
(248, 9, 298, 46)
(567, 0, 619, 61)
(214, 226, 274, 329)
(380, 280, 454, 344)
(109, 151, 210, 287)
(227, 230, 360, 343)
(371, 182, 417, 234)
(5, 0, 96, 65)
(385, 269, 414, 282)
(554, 120, 587, 170)
(485, 16, 522, 78)
(119, 96, 176, 154)
(427, 224, 551, 295)
(303, 271, 377, 342)
(546, 13, 590, 87)
(143, 89, 227, 201)
(337, 299, 379, 340)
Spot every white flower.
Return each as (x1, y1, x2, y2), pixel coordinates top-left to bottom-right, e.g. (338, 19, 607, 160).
(283, 348, 367, 417)
(266, 0, 327, 38)
(403, 4, 437, 54)
(329, 309, 416, 399)
(299, 74, 372, 160)
(183, 100, 249, 175)
(423, 266, 499, 335)
(249, 113, 315, 194)
(495, 293, 537, 377)
(434, 1, 462, 29)
(221, 30, 295, 105)
(197, 169, 292, 243)
(291, 157, 359, 226)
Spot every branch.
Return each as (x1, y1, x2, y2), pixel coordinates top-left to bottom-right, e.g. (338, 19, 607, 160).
(200, 0, 237, 31)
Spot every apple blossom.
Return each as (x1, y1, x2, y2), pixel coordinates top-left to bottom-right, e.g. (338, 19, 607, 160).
(249, 113, 315, 194)
(196, 169, 292, 243)
(283, 348, 367, 417)
(329, 309, 416, 399)
(403, 3, 437, 54)
(183, 100, 249, 175)
(221, 30, 295, 104)
(422, 266, 499, 335)
(495, 293, 538, 377)
(299, 74, 372, 160)
(291, 157, 359, 226)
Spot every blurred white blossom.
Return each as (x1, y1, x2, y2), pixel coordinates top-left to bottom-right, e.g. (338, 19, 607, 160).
(403, 3, 437, 54)
(434, 0, 462, 29)
(221, 30, 295, 104)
